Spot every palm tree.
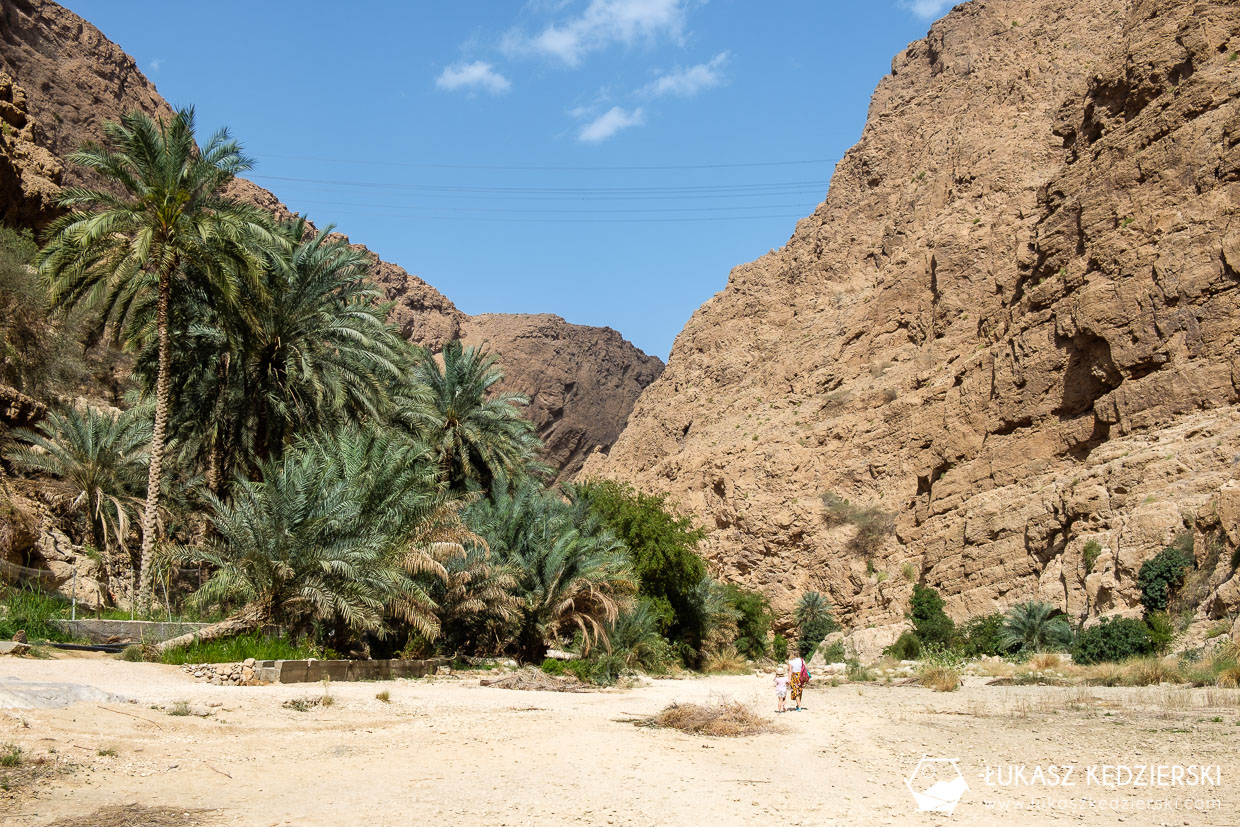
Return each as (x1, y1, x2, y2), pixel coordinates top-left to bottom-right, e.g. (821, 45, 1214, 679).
(37, 108, 275, 609)
(432, 544, 520, 655)
(155, 426, 472, 653)
(1001, 600, 1073, 653)
(794, 590, 838, 657)
(466, 482, 635, 662)
(7, 405, 150, 593)
(406, 341, 542, 494)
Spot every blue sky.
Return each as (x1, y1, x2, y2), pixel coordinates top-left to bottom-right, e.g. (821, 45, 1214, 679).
(63, 1, 954, 359)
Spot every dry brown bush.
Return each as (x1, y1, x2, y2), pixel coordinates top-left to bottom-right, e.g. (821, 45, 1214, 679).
(919, 666, 960, 692)
(645, 700, 776, 737)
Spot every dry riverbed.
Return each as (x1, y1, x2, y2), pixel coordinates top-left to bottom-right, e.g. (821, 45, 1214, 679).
(2, 652, 1239, 825)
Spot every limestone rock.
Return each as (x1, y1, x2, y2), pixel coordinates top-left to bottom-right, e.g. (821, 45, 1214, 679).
(585, 0, 1240, 628)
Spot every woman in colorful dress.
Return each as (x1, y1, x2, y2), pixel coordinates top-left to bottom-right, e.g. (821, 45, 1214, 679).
(787, 648, 806, 711)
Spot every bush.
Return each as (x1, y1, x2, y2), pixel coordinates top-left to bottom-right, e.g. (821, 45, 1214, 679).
(1001, 601, 1072, 654)
(1072, 617, 1155, 665)
(1138, 536, 1194, 614)
(1082, 539, 1103, 574)
(539, 658, 567, 676)
(723, 584, 771, 659)
(910, 584, 955, 647)
(772, 634, 788, 661)
(885, 631, 921, 660)
(818, 640, 845, 663)
(959, 612, 1008, 657)
(1145, 611, 1176, 654)
(820, 492, 895, 556)
(794, 591, 838, 660)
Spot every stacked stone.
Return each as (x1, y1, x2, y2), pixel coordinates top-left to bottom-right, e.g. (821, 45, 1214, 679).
(180, 657, 258, 686)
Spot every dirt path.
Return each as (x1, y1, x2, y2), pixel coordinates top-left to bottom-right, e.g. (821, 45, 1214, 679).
(1, 654, 1237, 825)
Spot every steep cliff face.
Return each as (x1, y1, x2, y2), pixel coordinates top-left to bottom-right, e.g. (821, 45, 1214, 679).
(585, 0, 1240, 639)
(461, 314, 664, 479)
(0, 0, 660, 474)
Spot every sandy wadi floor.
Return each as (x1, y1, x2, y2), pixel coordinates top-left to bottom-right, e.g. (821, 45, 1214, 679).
(1, 653, 1238, 826)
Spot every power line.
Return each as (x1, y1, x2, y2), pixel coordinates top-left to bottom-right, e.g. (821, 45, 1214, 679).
(251, 153, 841, 172)
(250, 174, 832, 196)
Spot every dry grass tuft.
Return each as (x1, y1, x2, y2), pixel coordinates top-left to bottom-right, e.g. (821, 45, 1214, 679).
(643, 700, 776, 737)
(375, 690, 391, 702)
(919, 666, 961, 692)
(1216, 664, 1240, 688)
(1123, 657, 1181, 687)
(1028, 652, 1062, 670)
(45, 804, 211, 827)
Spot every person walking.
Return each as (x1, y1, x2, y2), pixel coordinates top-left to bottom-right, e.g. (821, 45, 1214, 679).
(787, 649, 807, 711)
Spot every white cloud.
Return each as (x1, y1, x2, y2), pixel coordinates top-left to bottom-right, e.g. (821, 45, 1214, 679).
(642, 51, 728, 97)
(148, 58, 163, 72)
(505, 0, 688, 66)
(578, 105, 645, 142)
(435, 61, 512, 94)
(901, 0, 955, 19)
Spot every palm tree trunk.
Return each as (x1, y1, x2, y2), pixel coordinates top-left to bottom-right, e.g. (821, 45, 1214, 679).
(137, 268, 172, 611)
(153, 603, 266, 654)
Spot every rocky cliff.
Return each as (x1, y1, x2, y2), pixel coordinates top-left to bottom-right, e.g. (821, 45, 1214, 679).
(584, 0, 1240, 643)
(461, 314, 664, 479)
(0, 0, 660, 475)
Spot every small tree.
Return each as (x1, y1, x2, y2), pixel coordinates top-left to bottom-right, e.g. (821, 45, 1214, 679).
(1000, 601, 1072, 654)
(910, 583, 955, 647)
(1137, 536, 1194, 614)
(794, 591, 838, 659)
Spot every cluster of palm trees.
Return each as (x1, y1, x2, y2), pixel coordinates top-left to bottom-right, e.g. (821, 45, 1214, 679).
(6, 108, 639, 662)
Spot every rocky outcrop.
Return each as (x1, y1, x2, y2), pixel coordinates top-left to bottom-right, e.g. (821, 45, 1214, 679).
(461, 314, 664, 479)
(585, 0, 1240, 631)
(0, 0, 660, 475)
(0, 71, 60, 228)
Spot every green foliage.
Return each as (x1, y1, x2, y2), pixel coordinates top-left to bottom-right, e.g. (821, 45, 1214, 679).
(158, 630, 317, 665)
(959, 612, 1009, 657)
(119, 644, 145, 662)
(407, 341, 542, 494)
(430, 544, 519, 656)
(0, 586, 73, 642)
(772, 634, 788, 661)
(576, 480, 706, 652)
(466, 481, 635, 662)
(884, 630, 921, 660)
(1138, 536, 1194, 614)
(0, 743, 22, 768)
(178, 426, 469, 641)
(1001, 601, 1072, 654)
(1072, 616, 1155, 665)
(8, 405, 150, 582)
(1082, 539, 1103, 574)
(603, 600, 675, 674)
(723, 584, 771, 659)
(818, 640, 845, 663)
(910, 583, 955, 647)
(820, 492, 895, 556)
(794, 590, 838, 659)
(539, 657, 567, 676)
(1144, 610, 1176, 654)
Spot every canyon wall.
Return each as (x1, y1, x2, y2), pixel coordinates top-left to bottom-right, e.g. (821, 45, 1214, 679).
(584, 0, 1240, 643)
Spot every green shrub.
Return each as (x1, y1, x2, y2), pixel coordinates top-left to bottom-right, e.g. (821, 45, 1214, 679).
(1072, 617, 1155, 665)
(1082, 539, 1103, 574)
(794, 591, 838, 660)
(772, 634, 788, 661)
(119, 645, 145, 662)
(959, 612, 1008, 657)
(1144, 611, 1176, 654)
(1001, 601, 1072, 654)
(723, 584, 771, 659)
(539, 658, 567, 676)
(885, 631, 922, 660)
(565, 659, 592, 683)
(818, 640, 845, 663)
(1138, 536, 1194, 614)
(910, 584, 955, 647)
(0, 743, 22, 768)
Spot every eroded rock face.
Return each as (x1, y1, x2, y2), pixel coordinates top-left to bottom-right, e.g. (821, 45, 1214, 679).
(0, 0, 660, 476)
(585, 0, 1240, 628)
(461, 314, 664, 479)
(0, 71, 60, 229)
